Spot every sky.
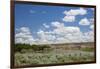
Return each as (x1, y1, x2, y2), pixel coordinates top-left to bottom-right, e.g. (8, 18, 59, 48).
(15, 3, 95, 45)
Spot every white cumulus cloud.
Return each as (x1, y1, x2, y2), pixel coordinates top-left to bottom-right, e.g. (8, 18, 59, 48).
(51, 21, 64, 28)
(62, 15, 75, 22)
(15, 27, 36, 45)
(43, 23, 50, 28)
(90, 25, 94, 30)
(79, 18, 90, 25)
(15, 24, 94, 45)
(63, 8, 87, 16)
(34, 21, 94, 44)
(63, 8, 87, 22)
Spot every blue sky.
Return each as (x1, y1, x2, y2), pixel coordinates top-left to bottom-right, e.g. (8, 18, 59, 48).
(15, 4, 94, 32)
(15, 3, 94, 44)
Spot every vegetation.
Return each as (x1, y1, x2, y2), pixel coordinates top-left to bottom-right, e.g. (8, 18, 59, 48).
(14, 43, 95, 66)
(81, 47, 94, 52)
(15, 44, 51, 52)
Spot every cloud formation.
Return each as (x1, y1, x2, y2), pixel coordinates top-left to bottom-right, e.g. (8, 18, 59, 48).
(51, 21, 64, 28)
(15, 27, 36, 45)
(34, 21, 94, 44)
(43, 23, 50, 28)
(15, 23, 94, 44)
(63, 8, 87, 22)
(90, 25, 94, 30)
(15, 8, 94, 45)
(63, 8, 87, 16)
(62, 15, 75, 22)
(79, 18, 90, 25)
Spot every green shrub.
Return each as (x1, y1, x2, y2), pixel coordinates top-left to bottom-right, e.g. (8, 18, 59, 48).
(15, 44, 51, 52)
(81, 48, 94, 52)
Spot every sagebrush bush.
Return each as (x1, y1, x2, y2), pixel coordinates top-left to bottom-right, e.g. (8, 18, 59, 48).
(15, 50, 94, 66)
(14, 43, 94, 66)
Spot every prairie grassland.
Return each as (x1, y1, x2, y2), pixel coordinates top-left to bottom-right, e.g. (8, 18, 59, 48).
(14, 43, 95, 66)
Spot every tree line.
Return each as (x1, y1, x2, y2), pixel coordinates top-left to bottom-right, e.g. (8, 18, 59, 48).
(15, 44, 51, 52)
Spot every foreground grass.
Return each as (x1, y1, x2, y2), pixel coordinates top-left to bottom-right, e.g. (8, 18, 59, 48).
(15, 50, 94, 66)
(14, 43, 95, 66)
(81, 48, 94, 52)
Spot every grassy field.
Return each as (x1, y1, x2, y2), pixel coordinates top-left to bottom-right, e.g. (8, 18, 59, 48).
(14, 43, 95, 66)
